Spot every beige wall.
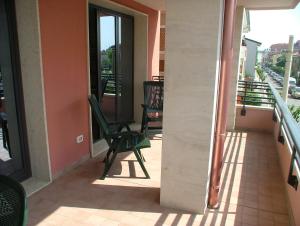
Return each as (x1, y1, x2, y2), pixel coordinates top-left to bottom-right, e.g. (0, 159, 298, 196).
(15, 0, 52, 186)
(235, 105, 274, 133)
(160, 0, 224, 213)
(227, 6, 244, 131)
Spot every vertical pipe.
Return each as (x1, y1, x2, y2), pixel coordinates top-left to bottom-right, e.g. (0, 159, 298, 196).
(208, 0, 237, 208)
(282, 35, 294, 102)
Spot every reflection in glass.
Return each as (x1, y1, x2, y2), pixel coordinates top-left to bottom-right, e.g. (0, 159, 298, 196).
(0, 69, 10, 162)
(100, 14, 116, 122)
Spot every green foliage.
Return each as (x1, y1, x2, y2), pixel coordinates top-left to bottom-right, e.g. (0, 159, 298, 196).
(276, 55, 286, 68)
(288, 105, 300, 123)
(256, 67, 266, 81)
(244, 89, 262, 106)
(270, 65, 285, 76)
(101, 45, 115, 71)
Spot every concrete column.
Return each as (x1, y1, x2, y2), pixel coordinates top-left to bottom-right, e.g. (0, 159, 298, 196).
(160, 0, 224, 213)
(226, 6, 245, 131)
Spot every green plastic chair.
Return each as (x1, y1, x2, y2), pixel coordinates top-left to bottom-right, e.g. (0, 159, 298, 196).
(88, 95, 151, 179)
(0, 175, 28, 226)
(141, 81, 164, 137)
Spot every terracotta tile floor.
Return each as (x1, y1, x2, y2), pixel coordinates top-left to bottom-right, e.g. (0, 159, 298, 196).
(28, 132, 290, 226)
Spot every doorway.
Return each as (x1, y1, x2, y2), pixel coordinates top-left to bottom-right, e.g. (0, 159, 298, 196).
(89, 5, 134, 142)
(0, 0, 31, 181)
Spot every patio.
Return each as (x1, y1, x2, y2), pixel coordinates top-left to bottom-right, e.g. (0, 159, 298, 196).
(27, 131, 290, 226)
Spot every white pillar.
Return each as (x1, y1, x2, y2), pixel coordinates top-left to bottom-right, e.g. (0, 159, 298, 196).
(160, 0, 224, 213)
(282, 35, 294, 102)
(226, 6, 245, 131)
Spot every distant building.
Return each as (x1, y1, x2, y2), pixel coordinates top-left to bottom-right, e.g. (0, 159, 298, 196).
(237, 10, 250, 80)
(272, 53, 281, 65)
(270, 43, 288, 54)
(257, 50, 263, 65)
(244, 38, 261, 77)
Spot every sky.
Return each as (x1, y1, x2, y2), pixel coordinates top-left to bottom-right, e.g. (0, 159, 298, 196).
(246, 3, 300, 50)
(100, 16, 115, 50)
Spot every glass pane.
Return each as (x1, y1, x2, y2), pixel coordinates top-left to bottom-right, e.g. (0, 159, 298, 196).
(0, 69, 10, 162)
(116, 16, 133, 122)
(99, 13, 116, 122)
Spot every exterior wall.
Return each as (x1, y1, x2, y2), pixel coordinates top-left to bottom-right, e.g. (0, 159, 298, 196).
(239, 46, 247, 79)
(235, 105, 274, 133)
(160, 0, 223, 212)
(272, 53, 281, 65)
(227, 6, 244, 131)
(39, 0, 90, 177)
(273, 120, 300, 226)
(245, 39, 259, 77)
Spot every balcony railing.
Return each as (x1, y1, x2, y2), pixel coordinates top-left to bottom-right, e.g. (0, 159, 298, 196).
(237, 80, 300, 190)
(270, 82, 300, 190)
(237, 81, 275, 114)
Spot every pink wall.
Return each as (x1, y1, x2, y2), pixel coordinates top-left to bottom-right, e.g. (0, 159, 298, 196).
(273, 122, 300, 225)
(111, 0, 160, 79)
(235, 106, 300, 224)
(39, 0, 159, 176)
(39, 0, 90, 176)
(235, 105, 274, 133)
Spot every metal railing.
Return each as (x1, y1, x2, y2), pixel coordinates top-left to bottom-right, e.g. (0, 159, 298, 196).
(101, 73, 116, 94)
(237, 80, 300, 190)
(237, 80, 275, 115)
(269, 82, 300, 190)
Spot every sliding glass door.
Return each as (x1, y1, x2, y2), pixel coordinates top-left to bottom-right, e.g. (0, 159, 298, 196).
(89, 5, 134, 142)
(0, 0, 31, 181)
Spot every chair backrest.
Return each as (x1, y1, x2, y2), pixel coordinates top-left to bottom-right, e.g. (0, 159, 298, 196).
(100, 78, 109, 98)
(88, 95, 111, 137)
(0, 175, 27, 226)
(143, 81, 164, 111)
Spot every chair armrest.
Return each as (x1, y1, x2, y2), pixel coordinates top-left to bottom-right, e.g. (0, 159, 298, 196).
(110, 131, 140, 140)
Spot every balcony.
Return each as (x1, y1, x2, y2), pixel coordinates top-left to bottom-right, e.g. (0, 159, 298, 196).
(25, 80, 300, 226)
(28, 127, 294, 225)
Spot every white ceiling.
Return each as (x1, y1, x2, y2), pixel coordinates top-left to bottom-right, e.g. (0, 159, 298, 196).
(134, 0, 299, 11)
(134, 0, 165, 10)
(237, 0, 299, 9)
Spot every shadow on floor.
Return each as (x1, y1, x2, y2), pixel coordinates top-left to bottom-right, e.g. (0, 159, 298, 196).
(28, 131, 289, 226)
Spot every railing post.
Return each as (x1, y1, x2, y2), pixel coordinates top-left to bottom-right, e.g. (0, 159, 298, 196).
(272, 103, 277, 122)
(288, 146, 299, 190)
(278, 113, 285, 144)
(241, 81, 247, 116)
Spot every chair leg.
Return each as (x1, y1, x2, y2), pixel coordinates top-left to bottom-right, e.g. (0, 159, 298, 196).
(144, 119, 149, 138)
(137, 149, 146, 162)
(103, 148, 113, 163)
(133, 148, 150, 179)
(100, 151, 118, 180)
(141, 110, 145, 133)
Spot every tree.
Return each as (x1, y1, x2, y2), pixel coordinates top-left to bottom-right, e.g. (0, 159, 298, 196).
(276, 55, 286, 68)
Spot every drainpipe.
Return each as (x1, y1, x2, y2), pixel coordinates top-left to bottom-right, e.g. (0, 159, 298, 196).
(208, 0, 237, 208)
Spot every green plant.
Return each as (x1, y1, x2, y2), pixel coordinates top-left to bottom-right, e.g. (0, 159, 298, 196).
(288, 105, 300, 123)
(244, 89, 262, 106)
(256, 67, 266, 82)
(270, 65, 285, 76)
